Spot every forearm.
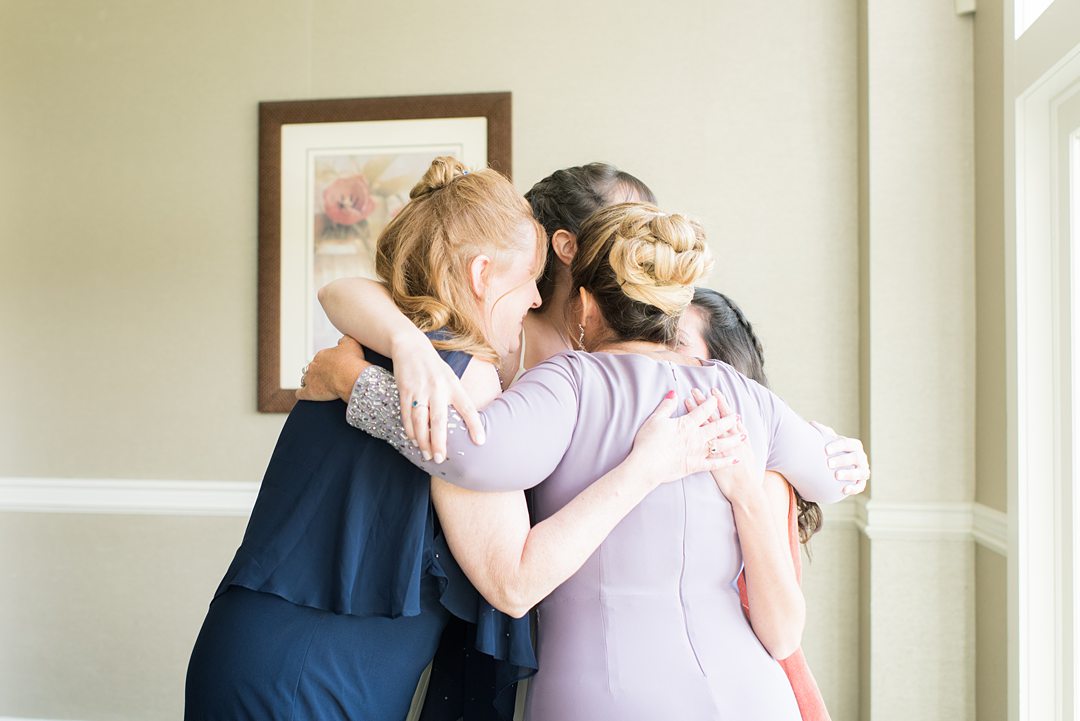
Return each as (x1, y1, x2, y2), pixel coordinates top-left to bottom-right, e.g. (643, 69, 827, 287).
(347, 364, 573, 491)
(318, 278, 425, 358)
(731, 488, 805, 659)
(436, 459, 658, 618)
(513, 462, 656, 611)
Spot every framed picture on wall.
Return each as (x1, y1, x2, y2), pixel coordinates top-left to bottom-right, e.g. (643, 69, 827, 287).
(257, 92, 512, 412)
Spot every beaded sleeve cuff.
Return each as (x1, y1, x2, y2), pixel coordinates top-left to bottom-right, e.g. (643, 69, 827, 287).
(345, 365, 465, 464)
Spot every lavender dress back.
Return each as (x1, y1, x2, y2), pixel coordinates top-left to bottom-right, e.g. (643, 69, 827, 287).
(352, 350, 846, 721)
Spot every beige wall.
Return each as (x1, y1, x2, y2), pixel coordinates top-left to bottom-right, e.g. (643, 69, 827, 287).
(862, 0, 975, 505)
(857, 2, 977, 718)
(976, 547, 1007, 721)
(0, 513, 247, 719)
(1, 1, 861, 720)
(975, 0, 1007, 515)
(973, 1, 1009, 719)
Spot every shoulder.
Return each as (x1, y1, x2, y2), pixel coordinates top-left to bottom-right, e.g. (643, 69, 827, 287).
(460, 357, 501, 406)
(699, 357, 775, 413)
(424, 329, 473, 378)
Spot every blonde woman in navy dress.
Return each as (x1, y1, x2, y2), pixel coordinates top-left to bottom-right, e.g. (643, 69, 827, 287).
(308, 203, 861, 719)
(184, 160, 738, 721)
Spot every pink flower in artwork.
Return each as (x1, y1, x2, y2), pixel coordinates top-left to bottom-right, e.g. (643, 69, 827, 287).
(323, 175, 377, 225)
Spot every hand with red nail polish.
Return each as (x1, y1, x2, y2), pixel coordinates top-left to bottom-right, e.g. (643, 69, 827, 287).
(627, 389, 741, 486)
(684, 386, 762, 503)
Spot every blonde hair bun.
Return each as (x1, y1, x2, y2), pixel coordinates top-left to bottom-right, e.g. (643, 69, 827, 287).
(410, 156, 471, 199)
(602, 205, 713, 316)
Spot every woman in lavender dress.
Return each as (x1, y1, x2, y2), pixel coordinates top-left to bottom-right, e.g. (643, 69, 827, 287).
(309, 203, 856, 720)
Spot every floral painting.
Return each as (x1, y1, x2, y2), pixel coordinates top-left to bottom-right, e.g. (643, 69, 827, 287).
(258, 93, 509, 413)
(310, 151, 444, 353)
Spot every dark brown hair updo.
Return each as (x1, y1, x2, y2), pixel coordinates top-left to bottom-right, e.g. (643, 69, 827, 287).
(525, 163, 656, 306)
(690, 288, 823, 546)
(571, 203, 712, 348)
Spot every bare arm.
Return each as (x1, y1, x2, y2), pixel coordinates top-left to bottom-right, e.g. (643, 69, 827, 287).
(433, 462, 658, 618)
(690, 390, 805, 659)
(318, 277, 422, 359)
(735, 471, 804, 659)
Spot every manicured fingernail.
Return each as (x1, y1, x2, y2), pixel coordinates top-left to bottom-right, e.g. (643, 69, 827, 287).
(732, 458, 740, 464)
(434, 453, 445, 464)
(664, 390, 675, 400)
(422, 451, 432, 461)
(476, 431, 486, 445)
(740, 434, 747, 441)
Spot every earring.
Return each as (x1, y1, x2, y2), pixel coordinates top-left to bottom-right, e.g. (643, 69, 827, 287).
(577, 323, 586, 350)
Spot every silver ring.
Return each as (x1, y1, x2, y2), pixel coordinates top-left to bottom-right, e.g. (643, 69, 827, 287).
(300, 365, 309, 388)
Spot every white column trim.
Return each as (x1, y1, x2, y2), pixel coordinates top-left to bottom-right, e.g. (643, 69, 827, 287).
(854, 496, 1008, 554)
(858, 500, 975, 540)
(973, 502, 1010, 555)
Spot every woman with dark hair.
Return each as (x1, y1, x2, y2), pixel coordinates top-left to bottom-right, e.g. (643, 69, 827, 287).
(306, 203, 858, 719)
(677, 288, 866, 720)
(677, 287, 864, 543)
(526, 163, 657, 309)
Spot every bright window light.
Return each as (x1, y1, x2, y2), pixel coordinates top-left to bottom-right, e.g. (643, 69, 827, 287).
(1016, 0, 1057, 38)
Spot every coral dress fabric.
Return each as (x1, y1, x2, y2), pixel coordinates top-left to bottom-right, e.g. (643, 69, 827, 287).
(736, 484, 832, 721)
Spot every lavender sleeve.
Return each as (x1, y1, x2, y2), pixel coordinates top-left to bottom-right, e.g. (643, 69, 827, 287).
(346, 355, 580, 493)
(753, 383, 846, 505)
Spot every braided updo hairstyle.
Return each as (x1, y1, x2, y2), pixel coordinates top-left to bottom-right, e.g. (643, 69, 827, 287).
(689, 288, 823, 545)
(375, 156, 545, 363)
(571, 202, 713, 347)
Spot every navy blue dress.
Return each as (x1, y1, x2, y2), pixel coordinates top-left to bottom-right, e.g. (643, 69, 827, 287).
(185, 343, 535, 721)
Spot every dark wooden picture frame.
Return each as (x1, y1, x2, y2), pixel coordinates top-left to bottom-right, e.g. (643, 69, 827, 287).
(257, 92, 511, 412)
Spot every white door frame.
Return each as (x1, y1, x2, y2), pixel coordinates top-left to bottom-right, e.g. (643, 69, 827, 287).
(1008, 26, 1080, 721)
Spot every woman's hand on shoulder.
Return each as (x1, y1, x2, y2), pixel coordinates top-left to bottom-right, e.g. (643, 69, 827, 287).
(811, 421, 869, 497)
(297, 336, 371, 402)
(627, 389, 742, 488)
(391, 334, 486, 463)
(684, 388, 764, 504)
